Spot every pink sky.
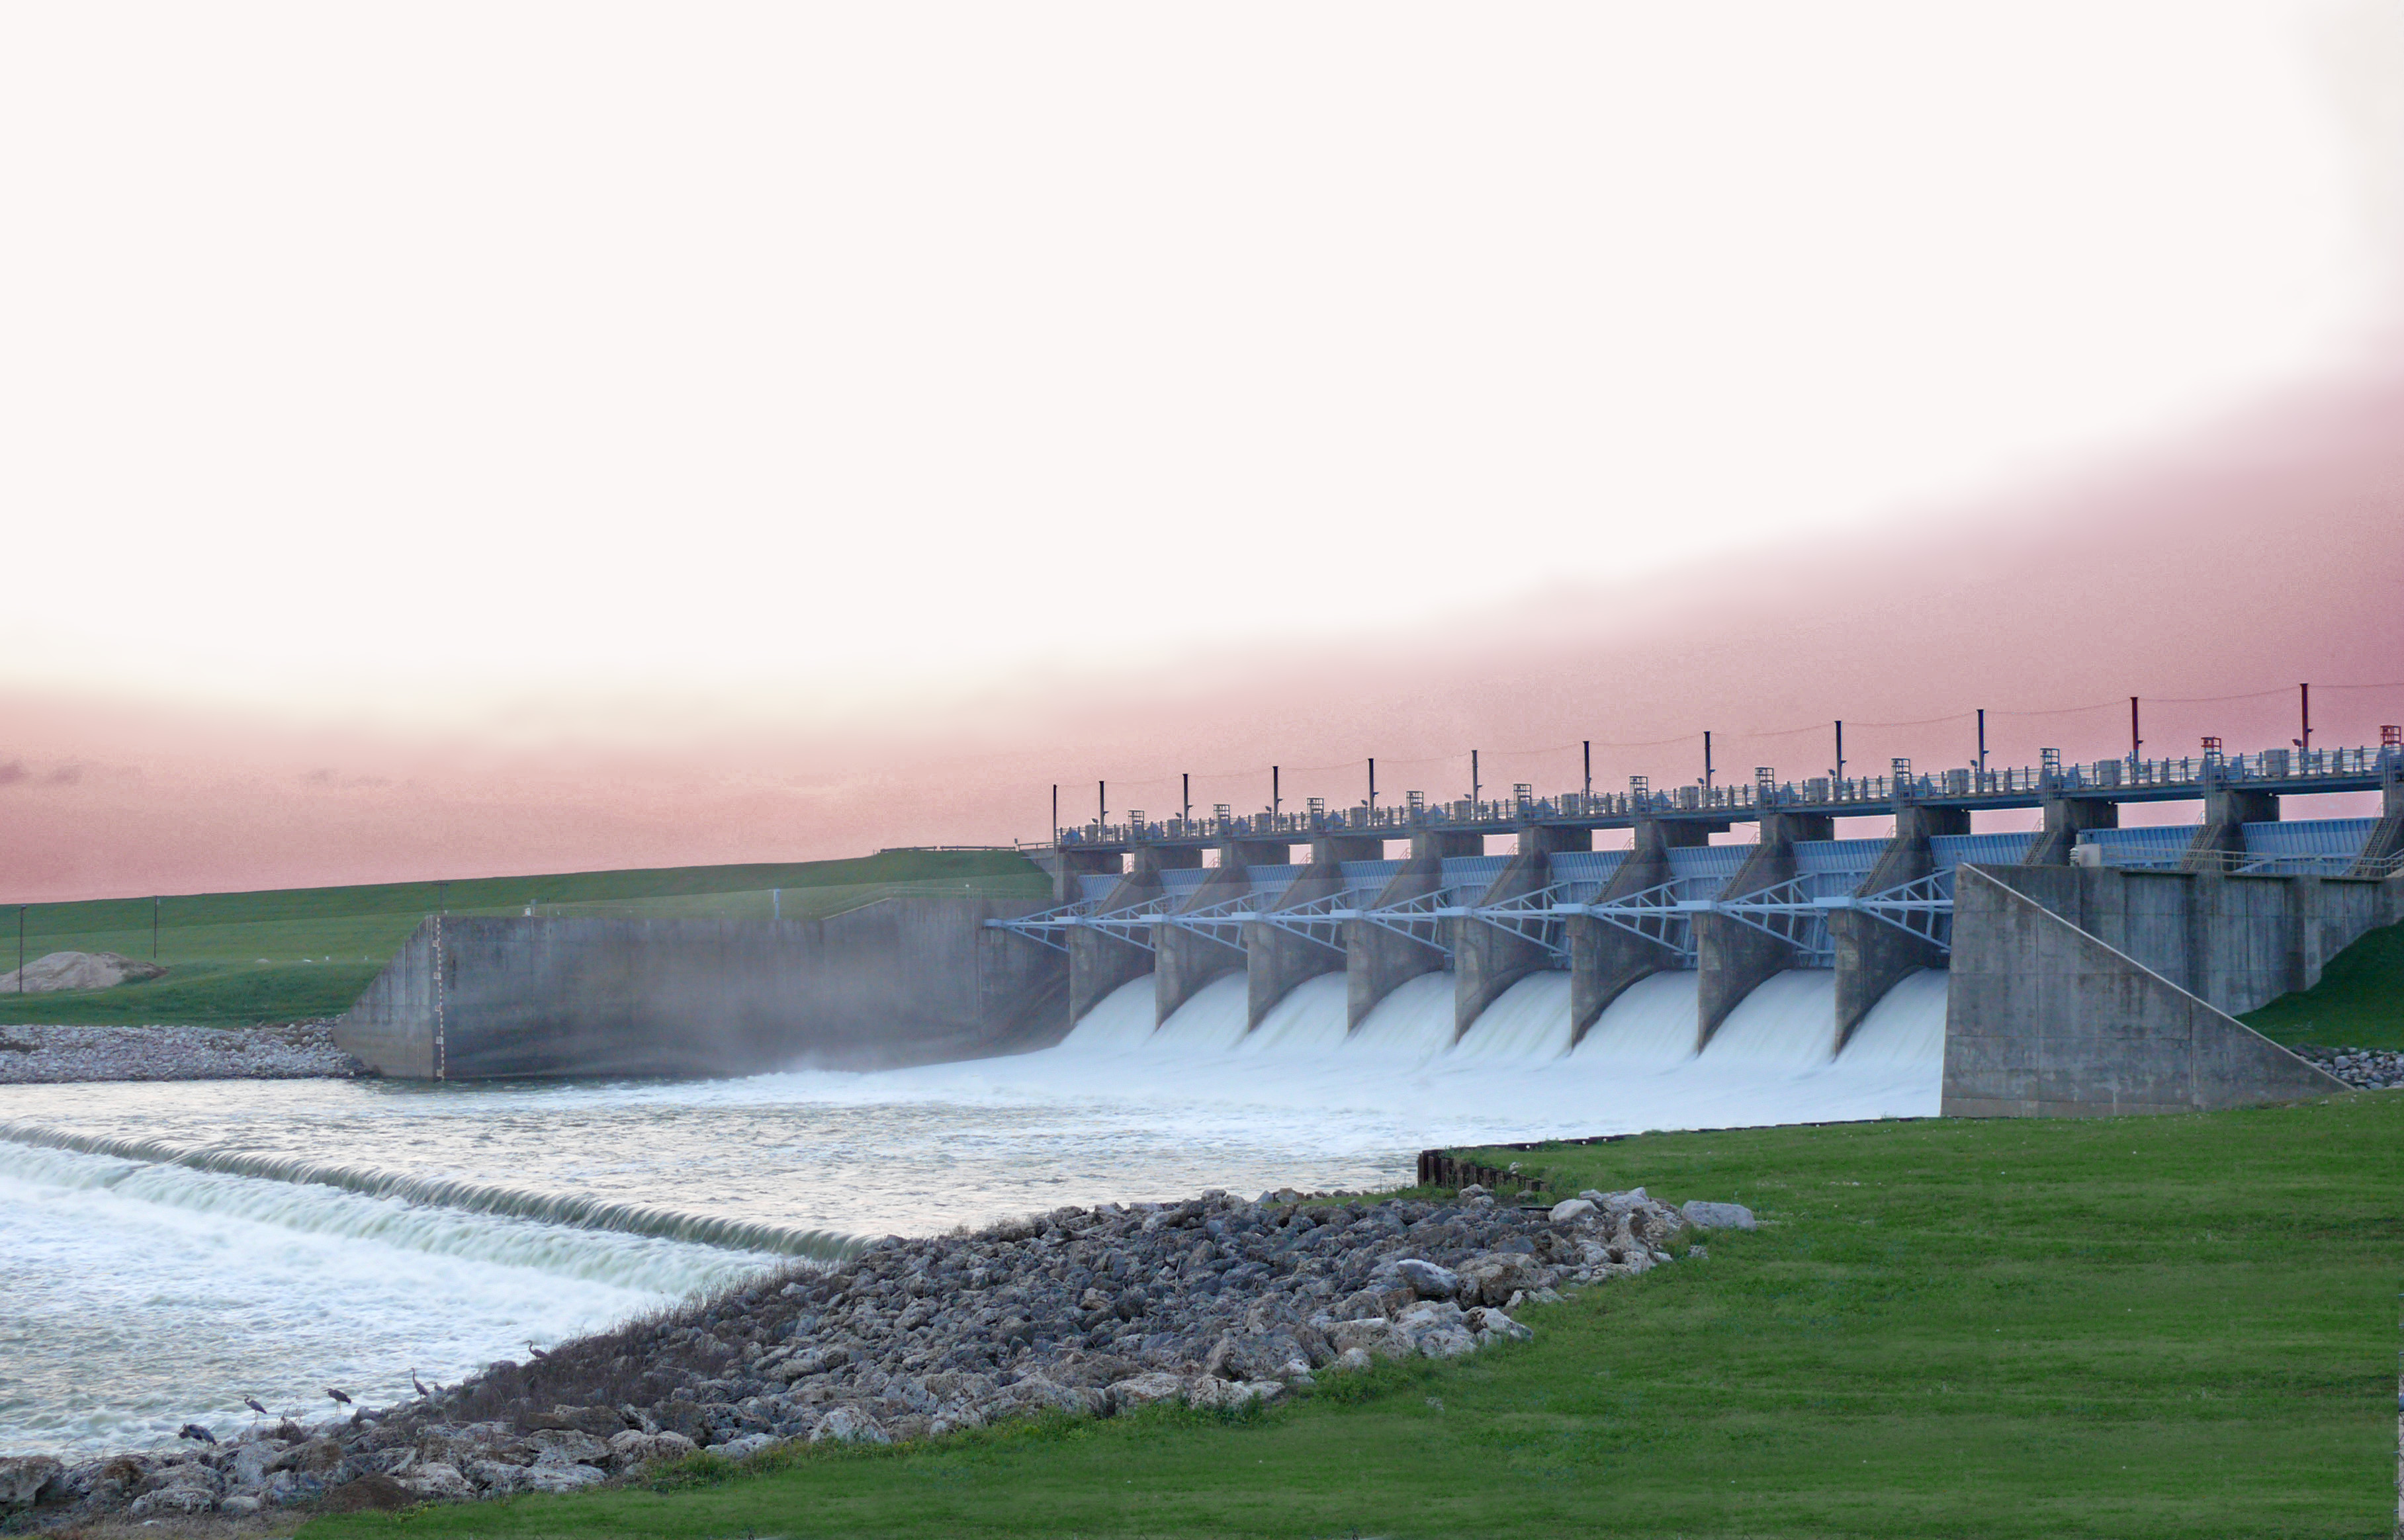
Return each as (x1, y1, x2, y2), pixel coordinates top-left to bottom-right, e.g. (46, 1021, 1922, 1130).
(4, 6, 2400, 902)
(5, 343, 2402, 902)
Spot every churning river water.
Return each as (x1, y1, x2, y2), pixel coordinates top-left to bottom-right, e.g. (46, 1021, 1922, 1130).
(0, 966, 1945, 1455)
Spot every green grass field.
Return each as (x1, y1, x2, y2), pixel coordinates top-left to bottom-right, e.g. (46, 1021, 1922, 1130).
(2244, 919, 2404, 1052)
(0, 850, 1049, 1027)
(302, 1090, 2402, 1540)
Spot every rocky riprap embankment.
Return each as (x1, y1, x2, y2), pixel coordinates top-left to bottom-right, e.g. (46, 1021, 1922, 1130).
(0, 1023, 367, 1085)
(2292, 1045, 2403, 1090)
(0, 1183, 1753, 1522)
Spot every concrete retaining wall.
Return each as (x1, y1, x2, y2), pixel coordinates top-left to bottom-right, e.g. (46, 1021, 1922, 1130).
(1942, 866, 2352, 1117)
(1966, 863, 2400, 1016)
(336, 894, 1066, 1080)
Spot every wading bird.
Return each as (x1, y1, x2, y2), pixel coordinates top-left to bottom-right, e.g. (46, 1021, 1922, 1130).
(177, 1424, 216, 1445)
(325, 1387, 353, 1408)
(410, 1369, 431, 1398)
(525, 1342, 550, 1361)
(244, 1397, 267, 1418)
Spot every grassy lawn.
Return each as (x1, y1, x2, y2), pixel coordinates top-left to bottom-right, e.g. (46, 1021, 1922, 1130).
(0, 851, 1047, 1027)
(2245, 919, 2404, 1052)
(302, 1090, 2401, 1540)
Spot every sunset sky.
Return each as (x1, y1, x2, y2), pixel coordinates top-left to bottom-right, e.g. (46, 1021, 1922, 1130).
(5, 2, 2403, 901)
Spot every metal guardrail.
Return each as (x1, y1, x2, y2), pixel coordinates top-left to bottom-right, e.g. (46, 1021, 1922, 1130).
(992, 866, 1964, 959)
(1056, 743, 2403, 848)
(2082, 847, 2404, 879)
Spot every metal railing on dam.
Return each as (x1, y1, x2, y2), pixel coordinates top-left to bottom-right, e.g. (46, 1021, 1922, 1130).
(993, 816, 2404, 964)
(1050, 741, 2404, 851)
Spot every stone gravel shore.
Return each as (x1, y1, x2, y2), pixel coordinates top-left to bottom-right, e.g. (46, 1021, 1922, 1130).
(0, 1023, 367, 1085)
(0, 1182, 1755, 1522)
(2291, 1045, 2404, 1090)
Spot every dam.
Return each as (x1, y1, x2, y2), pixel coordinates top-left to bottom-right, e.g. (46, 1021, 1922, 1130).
(336, 737, 2404, 1118)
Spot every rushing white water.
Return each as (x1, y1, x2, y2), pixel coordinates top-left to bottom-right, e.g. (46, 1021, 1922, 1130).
(1843, 968, 1949, 1066)
(1343, 972, 1458, 1061)
(1239, 974, 1351, 1056)
(0, 962, 1948, 1457)
(0, 1141, 777, 1455)
(1452, 972, 1575, 1060)
(1149, 975, 1251, 1054)
(1701, 969, 1839, 1074)
(1572, 972, 1701, 1069)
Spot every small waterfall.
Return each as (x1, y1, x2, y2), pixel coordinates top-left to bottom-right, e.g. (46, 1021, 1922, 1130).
(1570, 971, 1701, 1068)
(1452, 972, 1573, 1060)
(1342, 972, 1458, 1061)
(0, 1121, 856, 1260)
(1238, 974, 1351, 1056)
(1151, 974, 1251, 1053)
(1699, 969, 1838, 1073)
(1838, 968, 1949, 1067)
(1059, 974, 1160, 1050)
(0, 1140, 778, 1293)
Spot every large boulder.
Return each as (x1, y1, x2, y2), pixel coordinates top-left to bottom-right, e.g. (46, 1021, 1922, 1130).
(0, 951, 168, 993)
(1106, 1373, 1188, 1410)
(517, 1462, 608, 1494)
(0, 1456, 62, 1512)
(606, 1429, 697, 1472)
(524, 1428, 610, 1466)
(1680, 1199, 1756, 1230)
(1393, 1260, 1464, 1301)
(809, 1406, 891, 1445)
(398, 1462, 476, 1502)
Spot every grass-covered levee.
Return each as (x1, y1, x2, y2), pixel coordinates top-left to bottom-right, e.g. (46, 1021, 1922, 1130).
(302, 1088, 2402, 1540)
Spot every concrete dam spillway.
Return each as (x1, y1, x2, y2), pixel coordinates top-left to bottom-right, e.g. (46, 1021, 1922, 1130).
(333, 739, 2404, 1122)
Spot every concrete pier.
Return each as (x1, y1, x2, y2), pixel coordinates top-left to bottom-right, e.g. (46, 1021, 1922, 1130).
(1455, 826, 1587, 1038)
(1249, 837, 1373, 1028)
(1155, 855, 1249, 1023)
(1695, 812, 1830, 1050)
(1568, 818, 1713, 1046)
(1347, 832, 1475, 1029)
(1832, 805, 1963, 1050)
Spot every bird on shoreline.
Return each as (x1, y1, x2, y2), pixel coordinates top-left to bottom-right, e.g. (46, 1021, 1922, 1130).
(525, 1342, 550, 1361)
(325, 1387, 353, 1408)
(244, 1397, 267, 1418)
(177, 1424, 216, 1445)
(411, 1369, 431, 1398)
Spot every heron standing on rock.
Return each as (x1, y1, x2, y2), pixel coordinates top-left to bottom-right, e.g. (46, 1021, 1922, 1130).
(326, 1387, 353, 1408)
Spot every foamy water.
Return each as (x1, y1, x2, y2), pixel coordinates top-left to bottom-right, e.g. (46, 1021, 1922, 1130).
(0, 964, 1945, 1455)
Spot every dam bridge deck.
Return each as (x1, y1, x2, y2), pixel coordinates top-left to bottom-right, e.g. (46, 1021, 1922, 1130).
(998, 743, 2404, 1054)
(1051, 742, 2402, 853)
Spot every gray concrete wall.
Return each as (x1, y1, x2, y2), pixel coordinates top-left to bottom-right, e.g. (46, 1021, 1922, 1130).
(1695, 812, 1830, 1048)
(1832, 806, 1963, 1049)
(1155, 859, 1251, 1025)
(1566, 819, 1713, 1047)
(1346, 832, 1476, 1029)
(1454, 826, 1588, 1037)
(335, 894, 1067, 1080)
(1969, 863, 2401, 1016)
(2024, 796, 2117, 867)
(1068, 847, 1193, 1021)
(1245, 837, 1370, 1029)
(2182, 786, 2278, 870)
(1943, 866, 2346, 1116)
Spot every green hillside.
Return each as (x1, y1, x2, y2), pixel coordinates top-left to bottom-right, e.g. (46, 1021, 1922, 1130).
(0, 849, 1048, 1027)
(2241, 918, 2404, 1052)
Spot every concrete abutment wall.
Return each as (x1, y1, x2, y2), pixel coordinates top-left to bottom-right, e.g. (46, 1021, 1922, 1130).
(336, 894, 1067, 1080)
